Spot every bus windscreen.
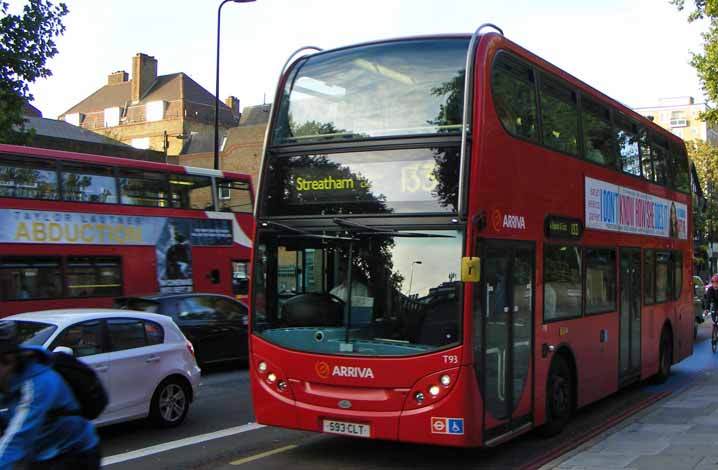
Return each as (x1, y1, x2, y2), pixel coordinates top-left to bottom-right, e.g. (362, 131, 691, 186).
(271, 38, 470, 144)
(252, 229, 463, 357)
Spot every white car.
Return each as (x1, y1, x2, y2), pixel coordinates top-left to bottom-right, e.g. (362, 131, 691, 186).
(8, 309, 201, 428)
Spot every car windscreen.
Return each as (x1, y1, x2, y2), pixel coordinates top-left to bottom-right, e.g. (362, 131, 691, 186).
(16, 321, 58, 346)
(252, 229, 463, 357)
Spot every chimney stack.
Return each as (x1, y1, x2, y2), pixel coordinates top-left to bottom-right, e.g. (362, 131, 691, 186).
(225, 96, 240, 119)
(108, 71, 128, 85)
(131, 53, 157, 103)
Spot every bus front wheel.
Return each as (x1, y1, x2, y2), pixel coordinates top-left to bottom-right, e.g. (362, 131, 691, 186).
(538, 355, 573, 438)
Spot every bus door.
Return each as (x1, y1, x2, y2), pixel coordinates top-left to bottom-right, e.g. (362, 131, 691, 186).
(475, 240, 534, 445)
(619, 248, 641, 385)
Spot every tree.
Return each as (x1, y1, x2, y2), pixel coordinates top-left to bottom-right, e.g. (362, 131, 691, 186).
(673, 0, 718, 124)
(687, 140, 718, 265)
(0, 0, 68, 144)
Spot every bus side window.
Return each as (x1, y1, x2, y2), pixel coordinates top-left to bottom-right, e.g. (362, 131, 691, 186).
(491, 53, 538, 142)
(639, 131, 655, 183)
(539, 74, 579, 156)
(615, 113, 641, 177)
(581, 97, 616, 168)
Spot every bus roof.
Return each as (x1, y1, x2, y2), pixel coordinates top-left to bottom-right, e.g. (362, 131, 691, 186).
(282, 31, 683, 149)
(0, 143, 253, 183)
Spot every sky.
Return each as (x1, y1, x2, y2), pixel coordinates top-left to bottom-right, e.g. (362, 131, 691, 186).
(21, 0, 709, 120)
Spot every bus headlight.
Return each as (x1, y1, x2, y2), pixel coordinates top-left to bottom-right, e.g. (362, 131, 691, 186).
(277, 380, 287, 391)
(414, 392, 425, 403)
(267, 373, 277, 383)
(258, 361, 268, 373)
(440, 375, 451, 386)
(429, 385, 441, 397)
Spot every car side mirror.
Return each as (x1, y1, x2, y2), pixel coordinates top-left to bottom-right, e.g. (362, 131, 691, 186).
(53, 346, 74, 356)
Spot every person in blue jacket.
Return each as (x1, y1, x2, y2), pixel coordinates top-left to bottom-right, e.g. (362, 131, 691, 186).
(0, 320, 100, 469)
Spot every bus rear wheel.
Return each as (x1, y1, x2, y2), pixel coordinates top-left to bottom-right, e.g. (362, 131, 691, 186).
(653, 329, 672, 384)
(538, 355, 573, 438)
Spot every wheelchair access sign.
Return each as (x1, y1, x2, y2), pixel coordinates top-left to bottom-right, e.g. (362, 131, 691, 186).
(431, 417, 464, 435)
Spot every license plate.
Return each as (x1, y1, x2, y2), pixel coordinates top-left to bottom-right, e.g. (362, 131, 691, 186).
(322, 419, 371, 438)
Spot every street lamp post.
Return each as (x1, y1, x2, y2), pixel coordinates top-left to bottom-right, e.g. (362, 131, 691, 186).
(407, 261, 422, 297)
(214, 0, 255, 171)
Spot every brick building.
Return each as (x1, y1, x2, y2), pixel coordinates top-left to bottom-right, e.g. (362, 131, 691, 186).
(178, 103, 270, 184)
(58, 53, 240, 157)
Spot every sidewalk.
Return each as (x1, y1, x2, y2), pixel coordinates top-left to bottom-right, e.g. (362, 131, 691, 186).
(542, 328, 718, 470)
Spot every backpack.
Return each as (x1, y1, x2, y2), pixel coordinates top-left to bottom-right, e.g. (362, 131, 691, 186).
(51, 352, 108, 420)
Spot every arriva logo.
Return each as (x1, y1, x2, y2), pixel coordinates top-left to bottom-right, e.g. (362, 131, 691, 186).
(492, 209, 526, 231)
(315, 361, 331, 379)
(315, 361, 375, 379)
(332, 366, 375, 379)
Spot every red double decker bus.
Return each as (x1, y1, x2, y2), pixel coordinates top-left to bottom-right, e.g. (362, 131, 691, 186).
(0, 144, 253, 316)
(250, 25, 693, 447)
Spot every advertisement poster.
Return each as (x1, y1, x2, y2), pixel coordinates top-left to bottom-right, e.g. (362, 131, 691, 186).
(156, 219, 193, 294)
(585, 177, 687, 239)
(0, 209, 236, 294)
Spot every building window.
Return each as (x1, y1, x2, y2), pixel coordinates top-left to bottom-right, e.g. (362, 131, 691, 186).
(146, 101, 165, 122)
(104, 107, 120, 127)
(65, 113, 83, 126)
(131, 137, 150, 150)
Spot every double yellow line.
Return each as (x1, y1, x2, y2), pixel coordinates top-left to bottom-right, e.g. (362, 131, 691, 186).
(230, 444, 297, 466)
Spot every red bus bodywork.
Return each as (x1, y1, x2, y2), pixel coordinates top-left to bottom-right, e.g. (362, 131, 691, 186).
(250, 32, 692, 447)
(0, 144, 254, 316)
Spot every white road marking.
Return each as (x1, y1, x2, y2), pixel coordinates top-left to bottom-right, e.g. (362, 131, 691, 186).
(101, 422, 265, 467)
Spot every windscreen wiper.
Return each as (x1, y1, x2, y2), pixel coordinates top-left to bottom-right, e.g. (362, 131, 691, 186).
(332, 218, 455, 238)
(259, 220, 356, 241)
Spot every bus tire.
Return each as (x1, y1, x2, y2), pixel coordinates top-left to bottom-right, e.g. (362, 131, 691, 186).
(653, 329, 672, 384)
(538, 355, 573, 438)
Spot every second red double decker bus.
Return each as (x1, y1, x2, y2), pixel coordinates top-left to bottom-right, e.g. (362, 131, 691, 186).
(0, 144, 254, 316)
(250, 25, 693, 446)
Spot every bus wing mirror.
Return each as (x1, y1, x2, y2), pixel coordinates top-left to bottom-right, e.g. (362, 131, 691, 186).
(461, 257, 480, 283)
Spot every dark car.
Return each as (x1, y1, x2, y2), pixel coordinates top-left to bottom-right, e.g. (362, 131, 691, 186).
(114, 293, 248, 367)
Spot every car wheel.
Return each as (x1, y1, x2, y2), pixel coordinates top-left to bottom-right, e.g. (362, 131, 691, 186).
(150, 377, 190, 427)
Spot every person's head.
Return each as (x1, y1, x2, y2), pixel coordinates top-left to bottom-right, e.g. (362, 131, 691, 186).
(0, 321, 21, 391)
(711, 274, 718, 289)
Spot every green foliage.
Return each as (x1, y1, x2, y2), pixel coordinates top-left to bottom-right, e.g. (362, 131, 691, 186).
(0, 0, 68, 144)
(673, 0, 718, 124)
(687, 139, 718, 240)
